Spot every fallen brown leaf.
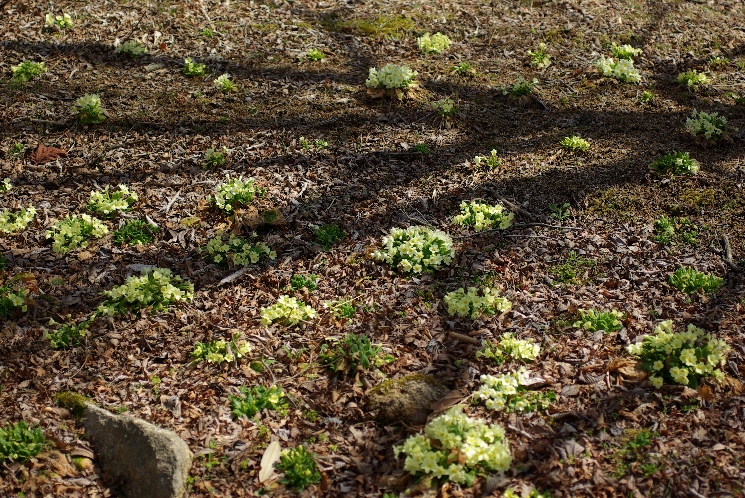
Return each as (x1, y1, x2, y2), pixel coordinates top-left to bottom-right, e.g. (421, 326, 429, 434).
(29, 144, 67, 164)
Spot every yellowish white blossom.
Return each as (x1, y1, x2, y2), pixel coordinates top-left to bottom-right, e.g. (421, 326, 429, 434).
(0, 206, 36, 234)
(260, 295, 317, 327)
(452, 201, 514, 232)
(46, 214, 108, 253)
(372, 225, 454, 274)
(443, 286, 512, 319)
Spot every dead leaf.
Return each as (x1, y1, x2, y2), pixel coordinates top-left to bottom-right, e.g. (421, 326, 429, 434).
(258, 439, 281, 483)
(430, 390, 464, 412)
(561, 384, 581, 397)
(720, 375, 745, 395)
(29, 144, 67, 164)
(697, 385, 715, 402)
(608, 358, 648, 381)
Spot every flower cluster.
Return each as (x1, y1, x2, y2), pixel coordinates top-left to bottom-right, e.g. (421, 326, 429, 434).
(74, 94, 106, 124)
(366, 64, 417, 90)
(595, 55, 641, 83)
(45, 13, 73, 28)
(453, 200, 514, 232)
(306, 48, 325, 61)
(432, 97, 456, 117)
(182, 58, 206, 76)
(677, 70, 709, 88)
(260, 295, 317, 327)
(46, 214, 108, 253)
(394, 406, 512, 486)
(201, 233, 276, 266)
(475, 369, 555, 413)
(212, 175, 259, 213)
(685, 109, 728, 142)
(417, 33, 452, 54)
(0, 206, 36, 234)
(473, 149, 501, 170)
(648, 151, 700, 175)
(191, 336, 251, 365)
(97, 268, 194, 316)
(443, 287, 512, 319)
(573, 309, 624, 333)
(476, 333, 540, 364)
(669, 266, 723, 295)
(0, 179, 11, 193)
(87, 185, 138, 216)
(11, 61, 47, 83)
(610, 43, 642, 60)
(214, 73, 236, 92)
(115, 40, 147, 56)
(527, 42, 550, 68)
(560, 135, 590, 151)
(230, 385, 287, 418)
(372, 226, 455, 274)
(626, 320, 730, 388)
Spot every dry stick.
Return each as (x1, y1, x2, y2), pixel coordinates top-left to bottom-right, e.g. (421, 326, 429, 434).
(448, 331, 480, 345)
(513, 222, 583, 230)
(219, 267, 251, 286)
(721, 233, 741, 272)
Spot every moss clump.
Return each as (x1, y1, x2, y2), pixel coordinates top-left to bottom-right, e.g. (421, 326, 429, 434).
(56, 391, 88, 419)
(334, 15, 413, 38)
(588, 187, 642, 219)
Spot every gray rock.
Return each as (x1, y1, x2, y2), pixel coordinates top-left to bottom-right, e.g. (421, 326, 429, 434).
(83, 403, 192, 498)
(367, 374, 450, 424)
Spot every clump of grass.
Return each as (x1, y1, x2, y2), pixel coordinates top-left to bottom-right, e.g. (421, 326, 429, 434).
(11, 61, 47, 84)
(652, 216, 697, 246)
(549, 251, 596, 285)
(413, 143, 430, 154)
(182, 57, 206, 76)
(276, 446, 322, 492)
(527, 43, 551, 68)
(114, 219, 158, 245)
(677, 70, 709, 88)
(318, 333, 391, 377)
(229, 385, 286, 419)
(649, 151, 699, 176)
(669, 266, 723, 294)
(560, 135, 590, 151)
(290, 274, 319, 291)
(709, 56, 729, 69)
(306, 48, 325, 61)
(46, 315, 93, 349)
(314, 223, 344, 250)
(0, 421, 46, 463)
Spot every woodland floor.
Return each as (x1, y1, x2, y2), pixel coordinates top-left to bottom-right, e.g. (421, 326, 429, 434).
(2, 0, 745, 497)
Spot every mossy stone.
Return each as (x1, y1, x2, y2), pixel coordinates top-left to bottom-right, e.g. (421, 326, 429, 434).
(367, 374, 449, 424)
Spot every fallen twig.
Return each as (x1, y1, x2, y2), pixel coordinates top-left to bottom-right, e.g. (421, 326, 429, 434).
(721, 234, 741, 273)
(448, 331, 480, 345)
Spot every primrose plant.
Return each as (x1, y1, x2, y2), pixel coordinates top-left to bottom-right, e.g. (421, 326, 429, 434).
(573, 309, 624, 333)
(214, 73, 236, 92)
(476, 333, 540, 364)
(453, 200, 514, 232)
(276, 446, 322, 492)
(182, 58, 206, 76)
(11, 61, 46, 84)
(87, 185, 138, 216)
(201, 233, 276, 266)
(1, 278, 29, 318)
(45, 13, 73, 29)
(114, 219, 158, 245)
(476, 369, 555, 413)
(97, 268, 194, 316)
(626, 320, 730, 388)
(595, 56, 641, 83)
(372, 225, 455, 274)
(115, 40, 147, 57)
(192, 335, 252, 366)
(444, 286, 512, 319)
(212, 175, 260, 213)
(527, 43, 550, 68)
(366, 64, 417, 97)
(417, 32, 452, 54)
(560, 135, 590, 151)
(394, 406, 512, 486)
(432, 97, 457, 117)
(669, 266, 723, 295)
(74, 94, 106, 124)
(677, 70, 709, 89)
(260, 295, 317, 327)
(473, 149, 501, 170)
(306, 48, 325, 61)
(611, 43, 642, 60)
(685, 109, 729, 144)
(46, 214, 108, 253)
(0, 206, 36, 235)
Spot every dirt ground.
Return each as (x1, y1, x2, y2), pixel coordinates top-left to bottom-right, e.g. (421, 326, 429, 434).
(2, 0, 745, 496)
